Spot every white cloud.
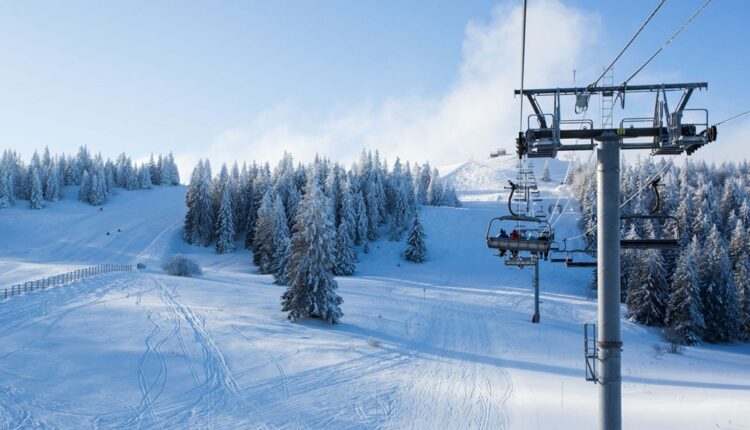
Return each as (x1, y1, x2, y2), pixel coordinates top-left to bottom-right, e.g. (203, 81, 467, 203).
(177, 0, 600, 174)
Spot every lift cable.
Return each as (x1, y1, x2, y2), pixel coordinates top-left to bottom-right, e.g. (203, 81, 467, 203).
(588, 0, 667, 91)
(621, 0, 713, 86)
(519, 0, 528, 133)
(713, 110, 750, 127)
(561, 154, 678, 243)
(547, 107, 594, 228)
(549, 149, 595, 229)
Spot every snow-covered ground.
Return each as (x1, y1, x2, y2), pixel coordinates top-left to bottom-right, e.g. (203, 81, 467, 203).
(0, 158, 748, 429)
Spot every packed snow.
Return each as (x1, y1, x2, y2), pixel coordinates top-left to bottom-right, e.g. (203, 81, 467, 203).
(0, 155, 748, 429)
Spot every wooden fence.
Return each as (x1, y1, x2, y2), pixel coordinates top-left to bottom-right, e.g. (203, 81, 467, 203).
(2, 264, 132, 301)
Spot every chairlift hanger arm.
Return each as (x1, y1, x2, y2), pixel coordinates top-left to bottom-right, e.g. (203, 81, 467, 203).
(526, 94, 548, 128)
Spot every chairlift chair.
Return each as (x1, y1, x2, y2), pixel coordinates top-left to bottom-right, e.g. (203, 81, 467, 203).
(619, 178, 680, 250)
(486, 180, 554, 261)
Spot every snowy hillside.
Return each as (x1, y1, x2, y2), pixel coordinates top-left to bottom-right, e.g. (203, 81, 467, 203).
(441, 155, 569, 201)
(0, 169, 748, 429)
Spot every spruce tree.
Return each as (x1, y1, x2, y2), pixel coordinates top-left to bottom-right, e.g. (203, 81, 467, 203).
(29, 168, 44, 209)
(139, 164, 153, 189)
(626, 248, 668, 326)
(44, 164, 60, 201)
(253, 190, 276, 273)
(702, 225, 740, 342)
(541, 160, 551, 182)
(183, 161, 202, 244)
(353, 184, 368, 245)
(281, 179, 342, 324)
(190, 162, 215, 246)
(78, 170, 92, 204)
(333, 219, 357, 276)
(666, 240, 705, 344)
(404, 213, 426, 263)
(728, 219, 748, 269)
(271, 194, 292, 285)
(734, 251, 750, 341)
(215, 189, 237, 254)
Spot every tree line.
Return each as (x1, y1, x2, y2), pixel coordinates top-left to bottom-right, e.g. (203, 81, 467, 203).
(183, 150, 455, 323)
(0, 146, 180, 209)
(570, 157, 750, 344)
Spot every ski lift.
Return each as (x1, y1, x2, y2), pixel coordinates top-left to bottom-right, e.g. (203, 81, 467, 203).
(620, 178, 680, 250)
(548, 239, 596, 266)
(486, 181, 554, 261)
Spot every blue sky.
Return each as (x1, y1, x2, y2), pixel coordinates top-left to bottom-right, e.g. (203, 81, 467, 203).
(0, 0, 747, 171)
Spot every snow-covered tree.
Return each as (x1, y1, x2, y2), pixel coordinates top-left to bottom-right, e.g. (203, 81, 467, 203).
(626, 247, 668, 326)
(404, 213, 426, 263)
(44, 163, 61, 201)
(271, 194, 292, 285)
(187, 161, 215, 246)
(333, 216, 357, 276)
(253, 190, 276, 273)
(281, 178, 343, 324)
(541, 160, 551, 182)
(78, 170, 92, 204)
(138, 164, 153, 189)
(701, 225, 740, 343)
(734, 251, 750, 341)
(215, 188, 236, 254)
(29, 168, 44, 209)
(728, 220, 748, 269)
(665, 240, 705, 344)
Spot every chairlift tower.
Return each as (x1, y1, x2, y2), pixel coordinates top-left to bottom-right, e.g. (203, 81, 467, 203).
(515, 81, 716, 430)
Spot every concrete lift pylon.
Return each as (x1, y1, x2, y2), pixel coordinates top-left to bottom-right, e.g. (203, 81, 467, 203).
(514, 81, 716, 430)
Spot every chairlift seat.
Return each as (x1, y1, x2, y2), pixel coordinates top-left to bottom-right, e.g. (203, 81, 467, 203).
(620, 239, 679, 250)
(487, 237, 551, 253)
(566, 260, 597, 268)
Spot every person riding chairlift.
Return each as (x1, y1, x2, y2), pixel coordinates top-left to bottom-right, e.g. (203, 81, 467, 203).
(539, 232, 550, 259)
(510, 229, 520, 258)
(497, 229, 509, 256)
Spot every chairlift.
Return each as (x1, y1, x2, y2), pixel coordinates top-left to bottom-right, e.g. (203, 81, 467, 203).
(486, 181, 554, 261)
(620, 178, 680, 250)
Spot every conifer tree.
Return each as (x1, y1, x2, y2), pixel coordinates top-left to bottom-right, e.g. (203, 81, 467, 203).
(666, 240, 705, 344)
(29, 167, 44, 209)
(44, 164, 61, 201)
(139, 164, 153, 189)
(626, 247, 668, 326)
(541, 160, 551, 182)
(253, 190, 276, 273)
(621, 225, 640, 302)
(404, 213, 426, 263)
(271, 194, 292, 285)
(215, 188, 237, 254)
(702, 225, 740, 342)
(78, 170, 92, 204)
(333, 213, 357, 276)
(734, 251, 750, 341)
(183, 160, 202, 243)
(190, 161, 215, 246)
(282, 179, 342, 324)
(728, 219, 748, 269)
(352, 181, 368, 245)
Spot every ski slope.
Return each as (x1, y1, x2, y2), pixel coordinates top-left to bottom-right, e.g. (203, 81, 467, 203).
(0, 160, 748, 429)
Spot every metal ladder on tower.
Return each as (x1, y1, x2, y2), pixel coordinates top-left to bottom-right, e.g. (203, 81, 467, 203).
(600, 67, 615, 129)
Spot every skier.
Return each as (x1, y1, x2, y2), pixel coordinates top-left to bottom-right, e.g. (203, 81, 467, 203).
(510, 229, 520, 258)
(498, 229, 509, 256)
